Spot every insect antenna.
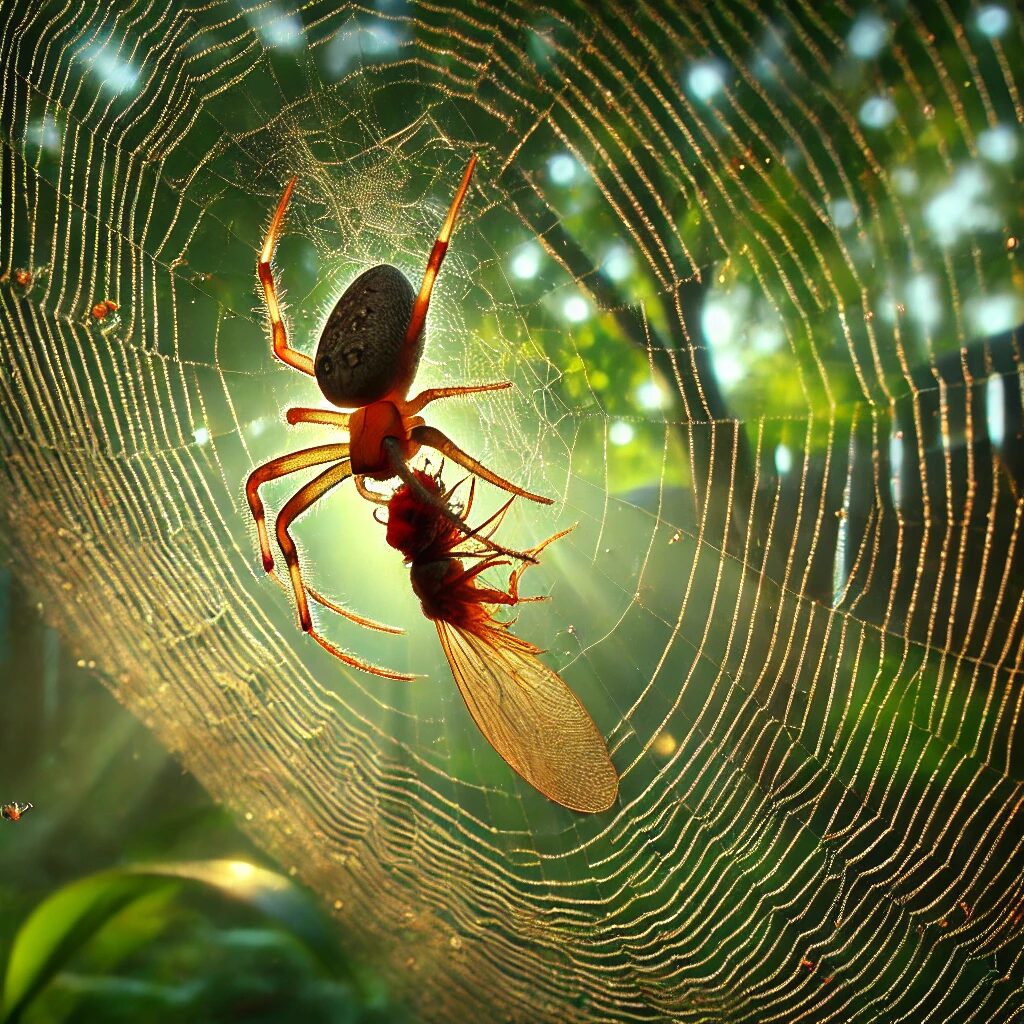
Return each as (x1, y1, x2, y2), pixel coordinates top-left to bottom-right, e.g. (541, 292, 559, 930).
(447, 494, 518, 559)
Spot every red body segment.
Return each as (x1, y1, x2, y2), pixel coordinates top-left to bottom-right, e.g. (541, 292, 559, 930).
(385, 471, 512, 632)
(349, 401, 419, 477)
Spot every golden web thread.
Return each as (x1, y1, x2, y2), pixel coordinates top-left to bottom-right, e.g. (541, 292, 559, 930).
(1, 1, 1023, 1020)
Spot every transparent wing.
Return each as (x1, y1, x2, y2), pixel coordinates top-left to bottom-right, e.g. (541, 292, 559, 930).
(436, 621, 619, 813)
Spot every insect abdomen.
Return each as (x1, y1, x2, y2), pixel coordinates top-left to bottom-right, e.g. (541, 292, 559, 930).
(410, 559, 457, 621)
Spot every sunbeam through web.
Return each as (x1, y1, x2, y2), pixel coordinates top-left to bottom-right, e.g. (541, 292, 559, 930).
(2, 1, 1023, 1021)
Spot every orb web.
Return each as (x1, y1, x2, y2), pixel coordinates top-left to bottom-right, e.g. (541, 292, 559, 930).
(2, 1, 1023, 1020)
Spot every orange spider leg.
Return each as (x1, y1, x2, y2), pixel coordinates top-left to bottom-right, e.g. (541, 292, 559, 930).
(275, 460, 353, 632)
(248, 445, 400, 634)
(408, 424, 553, 505)
(259, 176, 315, 377)
(403, 381, 511, 416)
(286, 407, 351, 428)
(246, 444, 349, 570)
(272, 464, 414, 681)
(308, 631, 415, 682)
(303, 583, 403, 635)
(394, 154, 478, 392)
(354, 476, 390, 504)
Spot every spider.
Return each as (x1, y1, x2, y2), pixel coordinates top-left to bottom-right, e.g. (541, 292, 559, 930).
(246, 155, 552, 678)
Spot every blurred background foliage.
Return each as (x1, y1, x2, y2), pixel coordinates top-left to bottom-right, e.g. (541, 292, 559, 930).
(1, 0, 1023, 1021)
(0, 570, 402, 1023)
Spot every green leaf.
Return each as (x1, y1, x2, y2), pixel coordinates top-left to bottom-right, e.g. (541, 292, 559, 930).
(1, 860, 344, 1023)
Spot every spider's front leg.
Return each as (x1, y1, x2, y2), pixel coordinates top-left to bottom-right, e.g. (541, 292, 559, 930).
(259, 177, 315, 377)
(408, 425, 553, 505)
(397, 387, 552, 506)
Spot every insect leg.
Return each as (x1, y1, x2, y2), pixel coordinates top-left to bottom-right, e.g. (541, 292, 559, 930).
(246, 444, 349, 570)
(408, 424, 553, 505)
(259, 177, 315, 376)
(508, 526, 577, 599)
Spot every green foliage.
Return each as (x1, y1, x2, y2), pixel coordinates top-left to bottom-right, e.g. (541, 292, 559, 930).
(1, 860, 393, 1024)
(0, 576, 403, 1024)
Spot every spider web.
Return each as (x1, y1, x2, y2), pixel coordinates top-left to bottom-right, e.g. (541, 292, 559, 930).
(2, 1, 1024, 1020)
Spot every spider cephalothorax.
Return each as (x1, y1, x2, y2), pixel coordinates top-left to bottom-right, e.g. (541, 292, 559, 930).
(245, 156, 552, 678)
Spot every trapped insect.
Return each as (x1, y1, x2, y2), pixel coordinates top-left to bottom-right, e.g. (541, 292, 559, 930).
(246, 155, 553, 678)
(91, 299, 119, 322)
(384, 468, 619, 813)
(1, 801, 32, 822)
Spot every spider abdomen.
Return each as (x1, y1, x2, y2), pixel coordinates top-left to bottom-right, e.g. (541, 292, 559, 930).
(315, 264, 418, 407)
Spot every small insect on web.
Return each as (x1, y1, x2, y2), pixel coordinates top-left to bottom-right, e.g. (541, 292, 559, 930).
(383, 467, 619, 814)
(1, 801, 33, 822)
(245, 155, 553, 680)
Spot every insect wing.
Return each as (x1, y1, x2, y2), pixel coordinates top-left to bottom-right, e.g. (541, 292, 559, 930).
(436, 621, 618, 813)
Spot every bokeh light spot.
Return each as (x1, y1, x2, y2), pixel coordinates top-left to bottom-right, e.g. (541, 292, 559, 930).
(511, 244, 541, 280)
(687, 59, 726, 101)
(609, 421, 635, 446)
(859, 95, 896, 128)
(848, 13, 890, 58)
(563, 296, 590, 322)
(548, 153, 578, 184)
(977, 5, 1010, 37)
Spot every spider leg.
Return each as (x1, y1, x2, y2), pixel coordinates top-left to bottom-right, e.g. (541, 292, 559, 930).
(309, 632, 416, 682)
(354, 475, 390, 504)
(259, 177, 315, 377)
(272, 461, 415, 681)
(286, 407, 351, 429)
(275, 460, 353, 632)
(246, 444, 349, 570)
(249, 444, 402, 637)
(303, 584, 404, 635)
(404, 382, 511, 416)
(383, 437, 537, 563)
(401, 155, 478, 356)
(408, 424, 553, 505)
